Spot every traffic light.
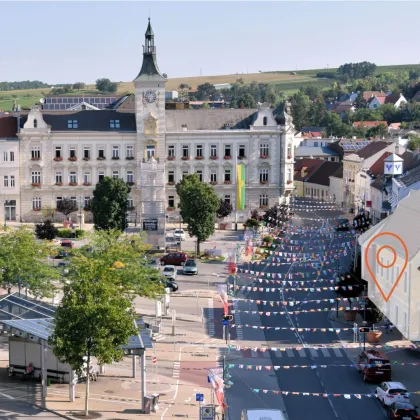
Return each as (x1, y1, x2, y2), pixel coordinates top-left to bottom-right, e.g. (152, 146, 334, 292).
(359, 326, 371, 333)
(223, 315, 233, 321)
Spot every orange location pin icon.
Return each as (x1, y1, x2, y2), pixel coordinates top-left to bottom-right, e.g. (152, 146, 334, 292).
(364, 232, 408, 302)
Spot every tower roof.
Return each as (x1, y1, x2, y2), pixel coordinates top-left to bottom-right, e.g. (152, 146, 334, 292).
(145, 18, 154, 37)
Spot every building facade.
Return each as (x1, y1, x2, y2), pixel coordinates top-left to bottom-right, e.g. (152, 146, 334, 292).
(7, 19, 295, 233)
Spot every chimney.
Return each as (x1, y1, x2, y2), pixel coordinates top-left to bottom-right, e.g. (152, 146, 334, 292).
(395, 142, 400, 155)
(181, 124, 188, 131)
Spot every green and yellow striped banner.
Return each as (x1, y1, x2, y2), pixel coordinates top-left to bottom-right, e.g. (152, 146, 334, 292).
(236, 164, 246, 210)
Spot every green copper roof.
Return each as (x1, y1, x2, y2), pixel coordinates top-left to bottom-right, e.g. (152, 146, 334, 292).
(145, 18, 154, 38)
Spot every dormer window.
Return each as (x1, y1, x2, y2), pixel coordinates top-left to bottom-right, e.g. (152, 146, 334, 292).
(68, 120, 78, 129)
(263, 117, 267, 126)
(34, 119, 38, 128)
(110, 120, 120, 129)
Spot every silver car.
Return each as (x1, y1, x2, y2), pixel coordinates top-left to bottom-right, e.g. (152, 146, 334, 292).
(183, 259, 198, 275)
(163, 265, 177, 280)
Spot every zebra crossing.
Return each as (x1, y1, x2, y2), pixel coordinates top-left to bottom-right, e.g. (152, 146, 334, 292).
(172, 361, 180, 379)
(207, 298, 215, 337)
(224, 347, 347, 359)
(232, 300, 243, 340)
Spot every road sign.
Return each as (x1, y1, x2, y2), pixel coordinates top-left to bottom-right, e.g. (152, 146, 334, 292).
(223, 314, 233, 321)
(196, 393, 204, 402)
(152, 356, 157, 365)
(222, 320, 229, 326)
(200, 405, 215, 419)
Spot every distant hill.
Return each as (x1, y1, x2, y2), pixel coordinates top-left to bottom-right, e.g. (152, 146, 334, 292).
(0, 64, 418, 112)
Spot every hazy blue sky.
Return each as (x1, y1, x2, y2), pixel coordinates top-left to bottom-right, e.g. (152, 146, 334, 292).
(1, 1, 419, 84)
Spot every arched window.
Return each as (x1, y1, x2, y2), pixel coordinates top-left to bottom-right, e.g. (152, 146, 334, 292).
(33, 119, 38, 128)
(263, 117, 267, 126)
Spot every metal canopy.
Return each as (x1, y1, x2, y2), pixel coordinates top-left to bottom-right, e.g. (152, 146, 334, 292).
(0, 293, 152, 350)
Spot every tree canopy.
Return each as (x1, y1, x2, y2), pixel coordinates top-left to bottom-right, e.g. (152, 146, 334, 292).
(196, 83, 217, 100)
(176, 174, 219, 254)
(337, 61, 377, 80)
(56, 197, 78, 219)
(216, 199, 233, 219)
(91, 177, 130, 231)
(35, 219, 58, 241)
(95, 78, 118, 93)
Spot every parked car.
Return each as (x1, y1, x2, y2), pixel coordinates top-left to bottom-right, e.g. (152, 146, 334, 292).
(335, 218, 350, 231)
(164, 279, 178, 292)
(356, 350, 392, 382)
(388, 402, 419, 419)
(147, 258, 160, 270)
(163, 265, 177, 280)
(173, 229, 186, 241)
(183, 259, 198, 275)
(60, 240, 74, 248)
(376, 382, 410, 407)
(160, 252, 188, 266)
(55, 249, 69, 259)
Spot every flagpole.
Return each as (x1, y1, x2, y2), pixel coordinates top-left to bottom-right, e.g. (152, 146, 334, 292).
(234, 150, 238, 232)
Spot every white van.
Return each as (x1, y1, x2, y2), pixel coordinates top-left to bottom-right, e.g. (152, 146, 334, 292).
(241, 409, 287, 420)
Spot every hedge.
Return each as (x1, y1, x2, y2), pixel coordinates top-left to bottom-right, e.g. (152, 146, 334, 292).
(57, 229, 86, 239)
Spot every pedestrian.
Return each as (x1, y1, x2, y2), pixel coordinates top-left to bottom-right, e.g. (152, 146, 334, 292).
(384, 318, 390, 334)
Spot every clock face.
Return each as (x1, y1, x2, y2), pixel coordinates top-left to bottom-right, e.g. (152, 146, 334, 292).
(145, 90, 157, 104)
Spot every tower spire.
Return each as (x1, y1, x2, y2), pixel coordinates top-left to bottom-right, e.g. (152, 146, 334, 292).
(134, 18, 164, 80)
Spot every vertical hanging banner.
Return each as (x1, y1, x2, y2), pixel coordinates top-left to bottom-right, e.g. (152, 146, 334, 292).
(207, 367, 227, 412)
(217, 284, 229, 315)
(236, 164, 246, 210)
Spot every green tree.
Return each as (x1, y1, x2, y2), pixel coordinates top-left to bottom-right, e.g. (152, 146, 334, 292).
(216, 199, 233, 219)
(56, 197, 78, 222)
(91, 177, 130, 231)
(95, 78, 118, 93)
(407, 133, 420, 151)
(235, 93, 256, 109)
(73, 82, 86, 91)
(0, 226, 58, 297)
(367, 123, 388, 138)
(176, 174, 219, 255)
(290, 92, 311, 130)
(35, 220, 58, 241)
(196, 83, 217, 100)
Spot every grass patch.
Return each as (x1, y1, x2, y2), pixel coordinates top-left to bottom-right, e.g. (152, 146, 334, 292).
(200, 255, 225, 263)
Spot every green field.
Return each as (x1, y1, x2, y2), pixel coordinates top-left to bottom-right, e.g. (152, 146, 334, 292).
(0, 63, 418, 111)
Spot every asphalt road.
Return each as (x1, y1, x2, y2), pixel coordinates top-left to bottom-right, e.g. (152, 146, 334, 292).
(224, 201, 388, 420)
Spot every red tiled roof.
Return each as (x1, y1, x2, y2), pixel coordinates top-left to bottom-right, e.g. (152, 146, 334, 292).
(353, 121, 388, 128)
(389, 123, 401, 129)
(363, 91, 387, 101)
(367, 151, 415, 177)
(294, 158, 325, 182)
(355, 141, 390, 159)
(384, 94, 402, 105)
(0, 116, 17, 137)
(366, 96, 386, 105)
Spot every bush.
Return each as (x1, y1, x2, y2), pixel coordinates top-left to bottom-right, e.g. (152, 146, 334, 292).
(35, 220, 58, 240)
(57, 229, 86, 239)
(263, 235, 273, 243)
(244, 218, 260, 228)
(364, 299, 384, 324)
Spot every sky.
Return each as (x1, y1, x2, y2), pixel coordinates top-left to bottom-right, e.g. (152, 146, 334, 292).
(0, 1, 419, 84)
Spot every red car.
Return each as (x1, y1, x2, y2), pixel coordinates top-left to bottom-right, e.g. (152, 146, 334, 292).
(60, 240, 74, 248)
(160, 252, 188, 266)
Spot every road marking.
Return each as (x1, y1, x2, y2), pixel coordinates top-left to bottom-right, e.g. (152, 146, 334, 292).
(286, 349, 294, 357)
(273, 349, 282, 358)
(332, 348, 343, 357)
(297, 349, 306, 357)
(320, 348, 331, 357)
(0, 392, 15, 400)
(309, 348, 319, 358)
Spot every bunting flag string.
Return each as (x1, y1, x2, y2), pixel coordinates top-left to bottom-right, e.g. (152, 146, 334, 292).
(227, 343, 417, 353)
(254, 276, 354, 285)
(250, 389, 420, 398)
(231, 324, 353, 332)
(289, 204, 337, 210)
(258, 249, 350, 259)
(239, 262, 335, 272)
(257, 242, 354, 251)
(233, 296, 360, 306)
(227, 362, 420, 370)
(278, 236, 355, 245)
(232, 285, 360, 293)
(231, 307, 369, 315)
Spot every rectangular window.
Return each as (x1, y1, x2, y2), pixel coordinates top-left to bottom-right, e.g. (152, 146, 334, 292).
(224, 145, 231, 157)
(224, 194, 231, 204)
(69, 171, 77, 183)
(98, 171, 105, 182)
(10, 151, 14, 162)
(83, 172, 91, 184)
(182, 170, 189, 180)
(287, 168, 292, 181)
(3, 175, 8, 187)
(404, 270, 408, 293)
(70, 196, 77, 207)
(31, 147, 41, 159)
(386, 261, 390, 283)
(55, 146, 62, 158)
(196, 170, 203, 182)
(395, 266, 400, 285)
(260, 194, 269, 207)
(112, 170, 119, 179)
(210, 171, 217, 183)
(112, 146, 119, 158)
(31, 171, 41, 184)
(239, 145, 246, 158)
(403, 311, 407, 334)
(182, 145, 189, 157)
(224, 169, 231, 182)
(56, 197, 63, 208)
(83, 147, 91, 159)
(260, 143, 269, 157)
(127, 198, 134, 209)
(395, 304, 399, 326)
(55, 172, 63, 184)
(10, 175, 15, 187)
(69, 146, 76, 158)
(32, 197, 41, 210)
(3, 151, 8, 162)
(126, 170, 134, 183)
(196, 145, 203, 157)
(110, 120, 120, 129)
(68, 120, 78, 129)
(98, 148, 105, 158)
(211, 145, 217, 157)
(313, 142, 318, 147)
(168, 196, 175, 208)
(259, 169, 269, 182)
(380, 257, 384, 278)
(84, 197, 91, 209)
(287, 144, 292, 157)
(168, 171, 175, 183)
(126, 145, 134, 158)
(168, 145, 175, 157)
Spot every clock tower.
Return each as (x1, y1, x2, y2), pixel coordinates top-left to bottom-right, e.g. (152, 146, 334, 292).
(134, 18, 167, 249)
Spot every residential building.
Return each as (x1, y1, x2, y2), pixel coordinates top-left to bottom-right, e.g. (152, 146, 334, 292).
(389, 164, 420, 212)
(328, 139, 372, 160)
(303, 161, 342, 200)
(294, 146, 339, 162)
(293, 158, 324, 197)
(42, 95, 118, 111)
(0, 117, 20, 223)
(331, 100, 356, 116)
(342, 140, 399, 209)
(353, 121, 389, 130)
(12, 19, 295, 229)
(299, 138, 336, 147)
(329, 165, 344, 206)
(384, 93, 407, 108)
(366, 95, 387, 109)
(362, 91, 388, 102)
(165, 91, 179, 101)
(359, 189, 420, 342)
